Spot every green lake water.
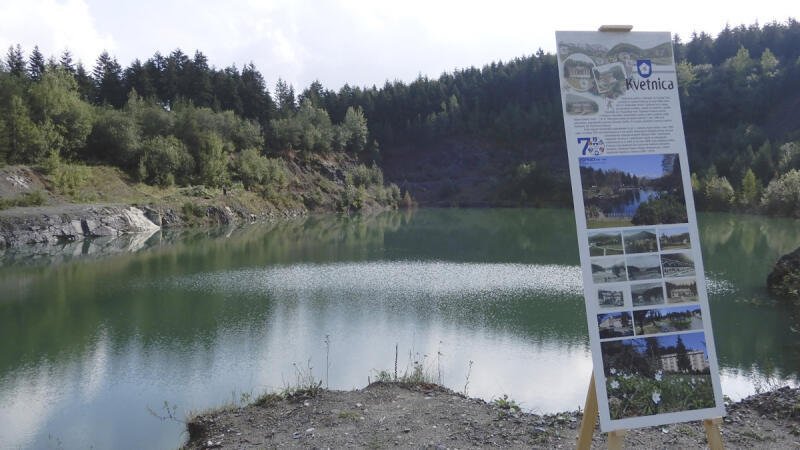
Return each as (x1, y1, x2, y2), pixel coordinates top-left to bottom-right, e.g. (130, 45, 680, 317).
(0, 208, 798, 449)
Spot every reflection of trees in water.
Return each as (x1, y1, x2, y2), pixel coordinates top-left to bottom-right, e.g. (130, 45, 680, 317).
(697, 213, 800, 378)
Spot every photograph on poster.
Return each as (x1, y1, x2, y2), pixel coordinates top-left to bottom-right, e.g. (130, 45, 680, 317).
(591, 257, 628, 283)
(601, 332, 715, 420)
(627, 254, 663, 280)
(659, 227, 691, 250)
(565, 93, 599, 115)
(661, 252, 696, 278)
(598, 311, 635, 338)
(558, 39, 673, 110)
(592, 62, 627, 97)
(631, 282, 665, 306)
(580, 154, 688, 229)
(666, 279, 700, 304)
(623, 229, 658, 254)
(598, 286, 628, 308)
(633, 305, 703, 335)
(589, 230, 624, 256)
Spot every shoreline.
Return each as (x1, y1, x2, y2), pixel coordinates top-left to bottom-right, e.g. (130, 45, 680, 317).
(182, 382, 800, 449)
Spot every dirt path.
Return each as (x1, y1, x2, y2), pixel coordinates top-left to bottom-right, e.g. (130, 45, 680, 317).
(183, 383, 800, 449)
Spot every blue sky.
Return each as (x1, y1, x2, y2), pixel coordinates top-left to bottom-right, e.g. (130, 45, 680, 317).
(645, 304, 701, 317)
(629, 331, 708, 357)
(580, 154, 673, 179)
(1, 0, 796, 92)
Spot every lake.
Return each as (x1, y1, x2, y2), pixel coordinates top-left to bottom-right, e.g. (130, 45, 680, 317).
(1, 208, 798, 449)
(608, 188, 659, 216)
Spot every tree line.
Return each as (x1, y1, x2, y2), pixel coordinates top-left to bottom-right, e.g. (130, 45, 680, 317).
(1, 19, 799, 214)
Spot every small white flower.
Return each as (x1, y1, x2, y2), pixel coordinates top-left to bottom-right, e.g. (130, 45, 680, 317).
(610, 368, 617, 375)
(610, 380, 620, 389)
(654, 371, 663, 382)
(652, 391, 661, 404)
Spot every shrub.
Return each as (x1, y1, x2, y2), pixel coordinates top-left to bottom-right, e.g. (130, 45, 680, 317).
(235, 148, 288, 190)
(52, 163, 90, 197)
(632, 196, 688, 225)
(761, 169, 800, 217)
(703, 175, 735, 210)
(345, 164, 383, 188)
(138, 136, 193, 186)
(86, 108, 140, 168)
(194, 131, 229, 187)
(0, 190, 46, 210)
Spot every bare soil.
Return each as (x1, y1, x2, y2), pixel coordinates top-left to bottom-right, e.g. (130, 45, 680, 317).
(183, 383, 800, 449)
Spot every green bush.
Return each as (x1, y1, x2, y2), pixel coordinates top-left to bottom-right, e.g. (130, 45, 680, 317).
(138, 136, 193, 186)
(346, 164, 383, 188)
(632, 195, 689, 225)
(761, 169, 800, 217)
(703, 175, 735, 210)
(271, 99, 334, 153)
(193, 131, 228, 187)
(52, 163, 90, 197)
(86, 108, 140, 168)
(0, 190, 46, 210)
(181, 202, 206, 218)
(235, 148, 289, 190)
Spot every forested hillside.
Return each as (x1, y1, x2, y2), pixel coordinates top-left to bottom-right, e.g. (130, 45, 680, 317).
(1, 19, 799, 215)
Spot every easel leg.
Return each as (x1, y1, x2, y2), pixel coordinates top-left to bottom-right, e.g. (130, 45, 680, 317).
(703, 418, 724, 450)
(577, 373, 599, 450)
(607, 430, 626, 450)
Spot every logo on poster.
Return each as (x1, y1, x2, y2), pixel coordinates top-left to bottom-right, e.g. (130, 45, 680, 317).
(636, 60, 652, 78)
(578, 137, 605, 155)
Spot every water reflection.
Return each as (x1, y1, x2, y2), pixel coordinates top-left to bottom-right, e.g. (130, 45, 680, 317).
(609, 189, 659, 215)
(0, 209, 798, 449)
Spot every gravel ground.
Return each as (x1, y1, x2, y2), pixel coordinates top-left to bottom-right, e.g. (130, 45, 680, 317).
(183, 383, 800, 449)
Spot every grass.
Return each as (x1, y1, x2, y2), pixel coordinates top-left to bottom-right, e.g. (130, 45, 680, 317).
(587, 218, 634, 229)
(493, 394, 521, 412)
(606, 373, 715, 419)
(371, 346, 442, 388)
(281, 360, 324, 402)
(252, 392, 282, 407)
(0, 190, 46, 210)
(337, 410, 362, 421)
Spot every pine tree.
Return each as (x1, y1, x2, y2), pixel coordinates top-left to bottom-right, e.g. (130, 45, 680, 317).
(28, 45, 46, 81)
(93, 51, 125, 107)
(5, 44, 26, 77)
(275, 78, 296, 117)
(739, 168, 760, 207)
(59, 50, 75, 74)
(74, 62, 95, 102)
(676, 335, 691, 372)
(240, 62, 273, 125)
(184, 51, 213, 107)
(124, 59, 157, 99)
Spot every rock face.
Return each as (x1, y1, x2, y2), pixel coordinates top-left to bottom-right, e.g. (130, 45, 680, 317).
(767, 246, 800, 299)
(0, 205, 162, 248)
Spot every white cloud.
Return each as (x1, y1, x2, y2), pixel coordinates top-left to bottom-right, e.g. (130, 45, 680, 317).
(1, 0, 796, 90)
(0, 0, 114, 66)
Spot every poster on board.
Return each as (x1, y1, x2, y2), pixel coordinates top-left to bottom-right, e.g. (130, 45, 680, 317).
(555, 30, 725, 431)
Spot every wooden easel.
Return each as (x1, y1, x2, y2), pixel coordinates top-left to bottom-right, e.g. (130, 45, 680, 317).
(576, 373, 724, 449)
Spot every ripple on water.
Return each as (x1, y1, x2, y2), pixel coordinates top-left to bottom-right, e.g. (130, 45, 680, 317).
(151, 261, 735, 301)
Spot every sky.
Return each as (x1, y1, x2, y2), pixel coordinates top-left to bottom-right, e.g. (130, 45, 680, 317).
(0, 0, 796, 93)
(580, 154, 668, 178)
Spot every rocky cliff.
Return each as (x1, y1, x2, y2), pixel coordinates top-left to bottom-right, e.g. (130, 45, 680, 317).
(0, 204, 165, 248)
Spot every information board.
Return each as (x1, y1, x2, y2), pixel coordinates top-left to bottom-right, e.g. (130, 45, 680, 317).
(555, 30, 725, 431)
